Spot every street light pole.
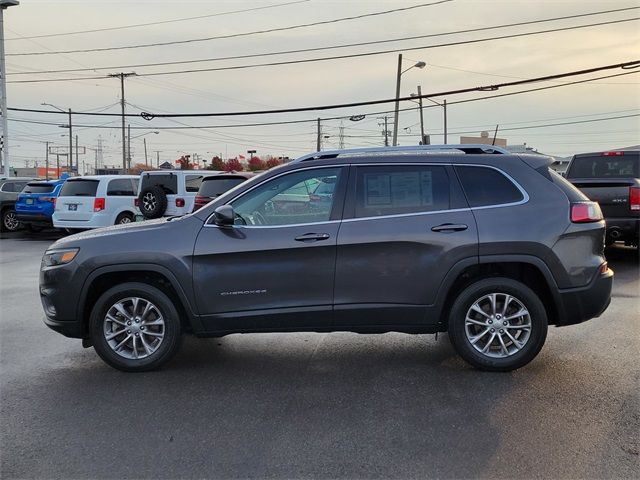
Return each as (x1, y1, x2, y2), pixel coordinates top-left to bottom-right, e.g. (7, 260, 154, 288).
(443, 99, 448, 144)
(127, 124, 131, 171)
(68, 109, 73, 172)
(392, 54, 403, 147)
(392, 55, 425, 147)
(0, 0, 19, 177)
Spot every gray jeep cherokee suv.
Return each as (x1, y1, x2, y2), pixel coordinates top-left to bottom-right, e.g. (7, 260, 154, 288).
(39, 145, 613, 372)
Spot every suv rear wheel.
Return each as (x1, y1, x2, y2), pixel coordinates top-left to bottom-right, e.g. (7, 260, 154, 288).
(1, 208, 20, 232)
(89, 282, 182, 372)
(448, 277, 548, 371)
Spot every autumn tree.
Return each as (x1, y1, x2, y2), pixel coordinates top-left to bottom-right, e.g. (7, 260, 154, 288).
(224, 158, 243, 172)
(130, 163, 159, 174)
(208, 156, 225, 171)
(247, 156, 265, 171)
(176, 155, 193, 170)
(266, 157, 284, 169)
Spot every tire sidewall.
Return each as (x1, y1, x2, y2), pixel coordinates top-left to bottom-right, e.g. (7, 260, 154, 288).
(90, 282, 181, 372)
(2, 209, 20, 232)
(138, 186, 167, 219)
(115, 212, 134, 225)
(448, 277, 548, 371)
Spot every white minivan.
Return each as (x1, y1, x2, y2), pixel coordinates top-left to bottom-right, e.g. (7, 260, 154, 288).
(53, 175, 140, 231)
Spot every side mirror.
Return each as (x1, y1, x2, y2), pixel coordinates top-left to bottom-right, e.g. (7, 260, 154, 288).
(213, 204, 235, 226)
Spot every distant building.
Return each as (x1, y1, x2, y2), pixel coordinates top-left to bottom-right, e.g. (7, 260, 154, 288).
(460, 131, 507, 147)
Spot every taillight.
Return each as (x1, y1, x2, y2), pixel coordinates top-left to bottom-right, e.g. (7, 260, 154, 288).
(630, 187, 640, 211)
(602, 151, 624, 157)
(571, 202, 603, 223)
(41, 196, 55, 203)
(93, 197, 105, 212)
(175, 197, 185, 208)
(134, 198, 140, 207)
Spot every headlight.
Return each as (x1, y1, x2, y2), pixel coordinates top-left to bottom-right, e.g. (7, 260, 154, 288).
(42, 248, 79, 267)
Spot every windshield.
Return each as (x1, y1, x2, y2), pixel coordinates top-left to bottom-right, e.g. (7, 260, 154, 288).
(59, 179, 99, 197)
(567, 153, 639, 179)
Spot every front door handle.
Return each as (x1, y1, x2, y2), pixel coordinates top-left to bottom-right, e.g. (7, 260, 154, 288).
(294, 233, 331, 242)
(431, 223, 468, 232)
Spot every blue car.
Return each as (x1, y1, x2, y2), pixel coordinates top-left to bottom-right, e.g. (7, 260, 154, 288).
(15, 176, 67, 231)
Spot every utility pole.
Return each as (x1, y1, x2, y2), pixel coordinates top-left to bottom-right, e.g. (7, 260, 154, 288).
(108, 72, 136, 173)
(0, 0, 19, 177)
(55, 153, 59, 177)
(339, 122, 345, 149)
(127, 123, 131, 171)
(67, 109, 73, 173)
(416, 85, 427, 145)
(443, 99, 448, 144)
(143, 137, 148, 166)
(45, 141, 49, 180)
(378, 116, 390, 146)
(155, 150, 160, 168)
(74, 134, 78, 171)
(316, 118, 321, 151)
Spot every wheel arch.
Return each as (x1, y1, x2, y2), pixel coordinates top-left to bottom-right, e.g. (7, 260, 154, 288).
(435, 255, 562, 329)
(78, 264, 202, 337)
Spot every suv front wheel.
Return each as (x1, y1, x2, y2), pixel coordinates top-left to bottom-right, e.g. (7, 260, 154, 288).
(89, 282, 182, 372)
(448, 277, 548, 371)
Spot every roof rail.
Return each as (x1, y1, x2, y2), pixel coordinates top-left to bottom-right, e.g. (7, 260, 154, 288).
(294, 144, 511, 162)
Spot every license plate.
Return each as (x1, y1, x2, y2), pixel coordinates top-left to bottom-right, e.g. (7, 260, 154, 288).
(68, 204, 77, 211)
(26, 198, 34, 205)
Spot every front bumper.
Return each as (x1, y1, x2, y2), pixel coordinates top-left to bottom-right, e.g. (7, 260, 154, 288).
(40, 262, 85, 338)
(555, 267, 613, 326)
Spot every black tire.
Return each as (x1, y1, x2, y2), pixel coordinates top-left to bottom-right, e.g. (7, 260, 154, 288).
(1, 208, 21, 232)
(89, 282, 182, 372)
(138, 185, 168, 219)
(448, 277, 548, 372)
(115, 211, 134, 225)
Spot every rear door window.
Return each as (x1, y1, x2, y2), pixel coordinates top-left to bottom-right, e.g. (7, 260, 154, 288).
(567, 154, 640, 178)
(455, 166, 524, 207)
(107, 178, 136, 196)
(59, 179, 99, 197)
(23, 183, 55, 194)
(354, 165, 450, 218)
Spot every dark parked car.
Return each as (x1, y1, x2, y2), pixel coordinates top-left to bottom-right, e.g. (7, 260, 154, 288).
(192, 172, 255, 212)
(1, 177, 36, 232)
(565, 150, 639, 247)
(39, 145, 613, 372)
(15, 177, 67, 231)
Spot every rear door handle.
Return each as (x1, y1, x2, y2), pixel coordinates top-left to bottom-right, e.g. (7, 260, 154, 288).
(294, 233, 331, 242)
(431, 223, 468, 232)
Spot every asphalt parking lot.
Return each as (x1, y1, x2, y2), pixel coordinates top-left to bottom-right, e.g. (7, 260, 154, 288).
(1, 229, 638, 479)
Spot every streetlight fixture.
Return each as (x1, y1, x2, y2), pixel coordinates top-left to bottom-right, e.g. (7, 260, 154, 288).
(127, 130, 158, 171)
(0, 0, 19, 176)
(42, 102, 74, 171)
(392, 54, 425, 146)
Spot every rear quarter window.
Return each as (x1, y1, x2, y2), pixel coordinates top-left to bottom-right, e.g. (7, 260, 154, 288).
(107, 178, 136, 196)
(455, 166, 524, 207)
(59, 179, 99, 197)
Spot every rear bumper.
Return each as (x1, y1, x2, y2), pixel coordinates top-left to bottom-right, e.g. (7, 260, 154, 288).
(605, 217, 639, 243)
(555, 267, 613, 326)
(15, 213, 53, 226)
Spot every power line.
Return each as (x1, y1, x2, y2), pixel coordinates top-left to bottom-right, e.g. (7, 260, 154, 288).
(7, 0, 453, 56)
(7, 69, 639, 131)
(4, 0, 312, 41)
(7, 6, 636, 76)
(7, 18, 638, 85)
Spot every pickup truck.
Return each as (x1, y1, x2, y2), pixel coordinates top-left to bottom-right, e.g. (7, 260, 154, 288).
(565, 150, 639, 247)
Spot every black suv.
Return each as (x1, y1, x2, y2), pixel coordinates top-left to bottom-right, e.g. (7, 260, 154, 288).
(40, 145, 613, 372)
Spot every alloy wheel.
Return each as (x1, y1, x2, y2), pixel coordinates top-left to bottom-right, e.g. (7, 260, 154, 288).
(464, 293, 532, 358)
(142, 193, 157, 212)
(103, 297, 165, 360)
(3, 211, 20, 231)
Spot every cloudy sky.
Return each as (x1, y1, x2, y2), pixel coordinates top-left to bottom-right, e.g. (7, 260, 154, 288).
(3, 0, 639, 170)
